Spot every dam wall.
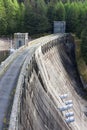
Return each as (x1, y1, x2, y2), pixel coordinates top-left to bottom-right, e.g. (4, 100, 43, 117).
(9, 34, 87, 130)
(9, 34, 72, 130)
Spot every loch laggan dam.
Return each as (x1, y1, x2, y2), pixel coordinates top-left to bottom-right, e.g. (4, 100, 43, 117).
(0, 34, 87, 130)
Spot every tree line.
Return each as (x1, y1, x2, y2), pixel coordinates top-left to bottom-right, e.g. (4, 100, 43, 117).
(0, 0, 87, 36)
(0, 0, 87, 63)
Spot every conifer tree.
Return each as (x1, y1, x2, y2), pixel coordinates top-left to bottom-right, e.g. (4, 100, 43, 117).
(24, 0, 49, 35)
(12, 0, 21, 32)
(3, 0, 17, 34)
(47, 2, 56, 31)
(19, 2, 25, 32)
(55, 2, 65, 21)
(76, 3, 85, 37)
(34, 0, 47, 15)
(65, 2, 79, 32)
(0, 0, 7, 35)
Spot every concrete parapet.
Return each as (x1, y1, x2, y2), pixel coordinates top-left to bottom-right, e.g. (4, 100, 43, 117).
(9, 52, 33, 130)
(41, 35, 66, 55)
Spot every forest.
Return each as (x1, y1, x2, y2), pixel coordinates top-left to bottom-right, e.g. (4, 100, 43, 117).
(0, 0, 87, 63)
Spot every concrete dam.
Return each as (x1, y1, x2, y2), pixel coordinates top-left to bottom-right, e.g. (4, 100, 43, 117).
(0, 34, 87, 130)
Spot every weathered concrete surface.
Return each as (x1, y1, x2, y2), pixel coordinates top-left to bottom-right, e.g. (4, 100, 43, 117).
(0, 34, 86, 130)
(9, 34, 70, 130)
(0, 39, 10, 51)
(35, 38, 87, 130)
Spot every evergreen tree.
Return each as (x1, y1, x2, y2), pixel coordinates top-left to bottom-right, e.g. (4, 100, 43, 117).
(13, 0, 21, 32)
(34, 0, 47, 15)
(65, 2, 79, 32)
(44, 0, 50, 4)
(47, 3, 56, 32)
(25, 12, 49, 35)
(76, 3, 85, 37)
(0, 0, 7, 35)
(24, 0, 32, 33)
(19, 3, 25, 32)
(55, 2, 65, 21)
(24, 0, 49, 35)
(3, 0, 17, 34)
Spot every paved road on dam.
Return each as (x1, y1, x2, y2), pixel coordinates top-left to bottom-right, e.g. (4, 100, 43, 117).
(0, 45, 36, 130)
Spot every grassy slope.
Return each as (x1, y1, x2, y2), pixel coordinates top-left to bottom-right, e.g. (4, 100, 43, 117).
(0, 51, 9, 64)
(74, 35, 87, 84)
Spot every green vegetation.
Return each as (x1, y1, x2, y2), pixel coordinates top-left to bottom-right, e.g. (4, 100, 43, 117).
(0, 51, 9, 64)
(81, 28, 87, 64)
(0, 0, 87, 64)
(74, 35, 87, 84)
(0, 0, 7, 35)
(0, 0, 87, 36)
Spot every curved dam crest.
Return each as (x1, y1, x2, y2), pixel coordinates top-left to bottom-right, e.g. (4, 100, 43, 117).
(6, 34, 87, 130)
